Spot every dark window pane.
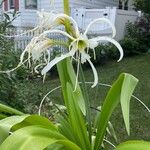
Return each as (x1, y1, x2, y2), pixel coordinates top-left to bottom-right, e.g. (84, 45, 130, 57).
(9, 0, 15, 9)
(25, 0, 37, 9)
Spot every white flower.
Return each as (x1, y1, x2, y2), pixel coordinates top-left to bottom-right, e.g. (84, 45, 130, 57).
(40, 17, 124, 89)
(0, 13, 123, 89)
(20, 35, 53, 64)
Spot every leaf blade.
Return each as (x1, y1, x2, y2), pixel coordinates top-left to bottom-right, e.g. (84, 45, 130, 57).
(0, 126, 81, 150)
(94, 73, 138, 150)
(115, 140, 150, 150)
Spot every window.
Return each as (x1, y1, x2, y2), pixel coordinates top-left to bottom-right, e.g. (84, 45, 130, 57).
(25, 0, 37, 9)
(9, 0, 15, 9)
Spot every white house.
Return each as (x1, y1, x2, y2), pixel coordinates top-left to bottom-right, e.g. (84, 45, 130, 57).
(2, 0, 135, 27)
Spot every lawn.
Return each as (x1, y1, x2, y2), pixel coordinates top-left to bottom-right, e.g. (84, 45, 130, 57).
(15, 54, 150, 144)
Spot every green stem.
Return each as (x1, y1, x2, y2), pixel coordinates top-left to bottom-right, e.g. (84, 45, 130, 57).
(63, 0, 71, 34)
(63, 0, 70, 16)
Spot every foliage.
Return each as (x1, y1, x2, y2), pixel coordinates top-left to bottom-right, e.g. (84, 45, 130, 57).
(0, 73, 145, 150)
(116, 140, 150, 150)
(0, 11, 29, 109)
(1, 54, 149, 140)
(133, 0, 150, 15)
(119, 37, 140, 56)
(121, 18, 150, 56)
(117, 0, 150, 56)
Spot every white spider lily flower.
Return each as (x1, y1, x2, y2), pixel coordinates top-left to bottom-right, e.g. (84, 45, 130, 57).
(19, 35, 54, 65)
(41, 17, 123, 89)
(0, 35, 55, 74)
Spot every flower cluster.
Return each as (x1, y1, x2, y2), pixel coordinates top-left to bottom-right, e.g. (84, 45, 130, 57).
(1, 11, 124, 88)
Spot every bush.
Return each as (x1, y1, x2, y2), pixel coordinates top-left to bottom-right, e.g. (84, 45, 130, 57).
(119, 37, 140, 56)
(133, 0, 150, 15)
(122, 17, 150, 56)
(0, 11, 30, 110)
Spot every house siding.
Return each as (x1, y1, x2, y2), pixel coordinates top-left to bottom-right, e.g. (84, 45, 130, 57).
(16, 0, 119, 27)
(5, 0, 134, 27)
(70, 0, 117, 9)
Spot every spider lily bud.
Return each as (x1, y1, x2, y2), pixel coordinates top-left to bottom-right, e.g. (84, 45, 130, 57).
(37, 11, 66, 30)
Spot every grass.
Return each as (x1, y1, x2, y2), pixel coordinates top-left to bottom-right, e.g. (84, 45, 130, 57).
(15, 54, 150, 144)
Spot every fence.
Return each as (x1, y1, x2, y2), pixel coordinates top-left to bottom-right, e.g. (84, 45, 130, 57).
(5, 27, 67, 52)
(72, 7, 116, 35)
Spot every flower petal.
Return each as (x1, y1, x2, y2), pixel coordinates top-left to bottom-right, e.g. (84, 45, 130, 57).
(88, 39, 99, 49)
(84, 18, 116, 38)
(41, 49, 76, 75)
(81, 52, 98, 88)
(91, 36, 124, 62)
(41, 29, 75, 41)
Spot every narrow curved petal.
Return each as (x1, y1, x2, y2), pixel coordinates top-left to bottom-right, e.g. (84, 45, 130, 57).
(84, 18, 116, 38)
(41, 49, 76, 75)
(34, 63, 46, 73)
(41, 29, 75, 41)
(81, 52, 98, 88)
(90, 37, 124, 62)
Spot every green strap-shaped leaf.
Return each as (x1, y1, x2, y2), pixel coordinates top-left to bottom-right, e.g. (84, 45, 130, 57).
(115, 140, 150, 150)
(120, 74, 138, 135)
(65, 83, 91, 150)
(0, 115, 57, 144)
(0, 126, 81, 150)
(0, 114, 7, 120)
(57, 59, 86, 115)
(0, 115, 28, 144)
(0, 126, 8, 144)
(58, 116, 77, 143)
(94, 73, 138, 150)
(0, 103, 24, 118)
(11, 115, 57, 131)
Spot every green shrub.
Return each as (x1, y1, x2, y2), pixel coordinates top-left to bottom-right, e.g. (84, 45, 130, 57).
(119, 37, 140, 56)
(0, 11, 29, 110)
(120, 19, 149, 56)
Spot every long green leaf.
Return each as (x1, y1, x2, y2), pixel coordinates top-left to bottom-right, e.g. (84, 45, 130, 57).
(115, 140, 150, 150)
(11, 115, 57, 131)
(94, 73, 138, 150)
(0, 126, 8, 144)
(57, 59, 86, 115)
(65, 83, 91, 150)
(0, 115, 28, 144)
(0, 114, 7, 120)
(58, 116, 77, 143)
(120, 74, 138, 135)
(0, 126, 81, 150)
(0, 115, 57, 144)
(0, 103, 24, 117)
